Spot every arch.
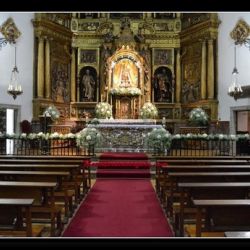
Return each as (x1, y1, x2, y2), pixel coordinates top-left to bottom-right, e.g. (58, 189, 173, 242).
(106, 46, 145, 94)
(79, 66, 97, 102)
(153, 66, 173, 103)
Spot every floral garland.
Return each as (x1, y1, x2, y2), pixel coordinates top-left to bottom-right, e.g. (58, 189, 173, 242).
(95, 102, 112, 119)
(146, 127, 172, 150)
(110, 87, 142, 96)
(0, 131, 249, 142)
(189, 108, 208, 126)
(43, 105, 60, 121)
(140, 102, 158, 119)
(172, 133, 250, 141)
(76, 127, 102, 147)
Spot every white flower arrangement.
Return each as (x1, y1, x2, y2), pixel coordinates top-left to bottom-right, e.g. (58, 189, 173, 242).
(140, 102, 158, 119)
(146, 127, 172, 151)
(76, 127, 102, 147)
(43, 105, 60, 121)
(110, 87, 142, 96)
(189, 108, 208, 126)
(95, 102, 112, 119)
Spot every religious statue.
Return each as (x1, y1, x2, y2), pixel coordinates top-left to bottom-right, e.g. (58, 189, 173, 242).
(154, 68, 172, 102)
(82, 69, 95, 101)
(120, 65, 132, 88)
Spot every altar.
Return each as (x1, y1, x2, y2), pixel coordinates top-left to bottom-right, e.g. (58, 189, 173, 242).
(88, 119, 162, 152)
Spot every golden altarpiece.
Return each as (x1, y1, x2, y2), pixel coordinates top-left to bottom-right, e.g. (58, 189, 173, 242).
(31, 13, 220, 133)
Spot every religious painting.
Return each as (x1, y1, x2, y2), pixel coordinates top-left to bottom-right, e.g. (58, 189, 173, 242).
(79, 66, 97, 102)
(120, 97, 131, 119)
(112, 58, 139, 89)
(154, 49, 172, 65)
(153, 66, 173, 103)
(182, 61, 201, 103)
(80, 49, 97, 64)
(51, 60, 70, 103)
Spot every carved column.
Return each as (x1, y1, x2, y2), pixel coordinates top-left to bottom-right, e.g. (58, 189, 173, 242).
(45, 38, 51, 99)
(207, 39, 215, 99)
(37, 37, 45, 98)
(71, 48, 76, 102)
(201, 40, 207, 99)
(176, 49, 181, 103)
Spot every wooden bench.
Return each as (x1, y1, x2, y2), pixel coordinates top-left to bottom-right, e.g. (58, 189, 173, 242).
(0, 198, 33, 236)
(224, 231, 250, 237)
(0, 181, 62, 236)
(191, 199, 250, 237)
(156, 165, 250, 209)
(177, 182, 250, 236)
(157, 159, 250, 165)
(166, 172, 250, 219)
(0, 170, 74, 219)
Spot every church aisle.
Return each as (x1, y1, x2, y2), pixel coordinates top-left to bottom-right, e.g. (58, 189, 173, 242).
(62, 179, 173, 237)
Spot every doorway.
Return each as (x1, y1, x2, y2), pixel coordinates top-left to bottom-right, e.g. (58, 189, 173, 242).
(0, 104, 21, 154)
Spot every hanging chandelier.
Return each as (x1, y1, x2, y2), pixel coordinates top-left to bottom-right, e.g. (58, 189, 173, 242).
(7, 44, 23, 99)
(228, 45, 243, 100)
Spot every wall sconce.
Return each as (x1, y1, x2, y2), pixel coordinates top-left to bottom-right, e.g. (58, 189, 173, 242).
(0, 17, 22, 99)
(228, 19, 250, 100)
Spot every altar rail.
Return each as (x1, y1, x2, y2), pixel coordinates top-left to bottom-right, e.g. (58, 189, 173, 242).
(0, 138, 94, 156)
(0, 137, 249, 156)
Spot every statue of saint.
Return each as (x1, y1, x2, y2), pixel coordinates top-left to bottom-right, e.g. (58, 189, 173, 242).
(154, 68, 172, 102)
(120, 65, 132, 88)
(82, 69, 95, 101)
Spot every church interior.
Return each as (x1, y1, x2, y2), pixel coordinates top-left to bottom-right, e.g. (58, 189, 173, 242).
(0, 12, 250, 238)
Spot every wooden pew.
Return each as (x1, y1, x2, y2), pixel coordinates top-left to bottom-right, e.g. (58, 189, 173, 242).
(0, 170, 73, 219)
(157, 159, 250, 165)
(0, 181, 62, 236)
(156, 165, 250, 211)
(224, 231, 250, 237)
(0, 159, 90, 196)
(177, 182, 250, 237)
(0, 198, 44, 237)
(191, 199, 250, 237)
(166, 172, 250, 219)
(0, 164, 83, 202)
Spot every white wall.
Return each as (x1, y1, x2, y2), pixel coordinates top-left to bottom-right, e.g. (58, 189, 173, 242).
(218, 12, 250, 121)
(0, 12, 34, 122)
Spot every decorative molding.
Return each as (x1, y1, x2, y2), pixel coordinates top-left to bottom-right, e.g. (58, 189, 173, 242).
(0, 17, 21, 49)
(230, 19, 250, 45)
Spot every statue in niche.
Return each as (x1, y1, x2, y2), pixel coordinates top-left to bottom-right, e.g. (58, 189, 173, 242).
(154, 68, 172, 102)
(81, 69, 95, 101)
(120, 65, 132, 88)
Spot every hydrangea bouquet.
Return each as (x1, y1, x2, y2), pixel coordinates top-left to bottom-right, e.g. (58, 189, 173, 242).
(110, 87, 142, 96)
(76, 127, 102, 147)
(95, 102, 112, 119)
(146, 127, 172, 153)
(189, 108, 209, 126)
(139, 102, 158, 119)
(43, 105, 60, 121)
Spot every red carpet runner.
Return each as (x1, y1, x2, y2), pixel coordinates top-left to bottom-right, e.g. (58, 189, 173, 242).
(62, 179, 173, 237)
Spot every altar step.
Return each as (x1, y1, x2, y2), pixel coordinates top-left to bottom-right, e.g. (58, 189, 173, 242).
(91, 160, 152, 169)
(96, 169, 151, 179)
(98, 152, 149, 160)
